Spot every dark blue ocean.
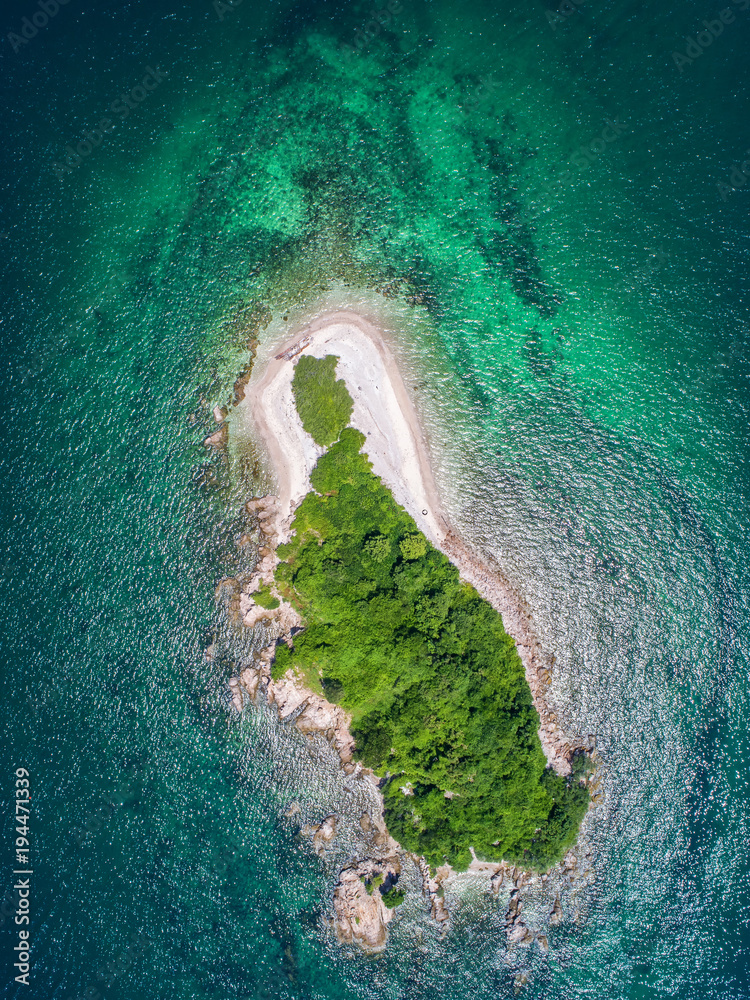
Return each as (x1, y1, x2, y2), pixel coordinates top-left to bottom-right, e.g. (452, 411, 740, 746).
(1, 0, 749, 997)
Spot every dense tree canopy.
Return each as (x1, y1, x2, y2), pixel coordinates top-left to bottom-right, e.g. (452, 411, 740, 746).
(274, 358, 588, 870)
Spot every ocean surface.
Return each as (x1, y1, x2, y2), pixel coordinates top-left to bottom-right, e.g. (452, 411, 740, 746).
(1, 0, 748, 997)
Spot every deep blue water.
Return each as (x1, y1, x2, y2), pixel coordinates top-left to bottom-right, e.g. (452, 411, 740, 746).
(1, 1, 749, 997)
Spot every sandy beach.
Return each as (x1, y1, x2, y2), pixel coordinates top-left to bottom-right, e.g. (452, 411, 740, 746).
(236, 309, 579, 775)
(242, 309, 451, 547)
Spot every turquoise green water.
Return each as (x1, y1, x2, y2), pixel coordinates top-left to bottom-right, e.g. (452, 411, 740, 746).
(1, 0, 749, 996)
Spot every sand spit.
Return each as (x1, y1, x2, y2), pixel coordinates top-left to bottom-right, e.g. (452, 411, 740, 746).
(237, 309, 583, 775)
(242, 310, 449, 548)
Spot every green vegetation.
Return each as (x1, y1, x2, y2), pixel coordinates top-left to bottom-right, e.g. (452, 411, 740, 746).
(360, 873, 405, 908)
(361, 873, 384, 895)
(253, 584, 280, 609)
(291, 354, 354, 447)
(380, 888, 405, 909)
(273, 366, 588, 871)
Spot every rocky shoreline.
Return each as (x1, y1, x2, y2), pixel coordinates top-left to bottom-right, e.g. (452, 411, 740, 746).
(228, 644, 405, 952)
(214, 492, 595, 954)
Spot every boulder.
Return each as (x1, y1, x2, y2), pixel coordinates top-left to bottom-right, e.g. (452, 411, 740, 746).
(203, 425, 228, 449)
(305, 814, 337, 856)
(508, 920, 533, 945)
(238, 666, 261, 700)
(432, 894, 450, 924)
(490, 870, 504, 893)
(332, 859, 400, 953)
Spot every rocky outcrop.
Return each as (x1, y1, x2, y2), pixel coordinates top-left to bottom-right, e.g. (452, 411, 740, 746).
(332, 858, 401, 953)
(359, 809, 396, 851)
(242, 495, 282, 587)
(203, 423, 228, 449)
(230, 657, 356, 766)
(505, 888, 534, 946)
(240, 596, 301, 633)
(416, 856, 450, 925)
(303, 815, 338, 857)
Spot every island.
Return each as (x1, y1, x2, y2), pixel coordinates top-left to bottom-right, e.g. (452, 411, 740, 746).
(223, 310, 590, 952)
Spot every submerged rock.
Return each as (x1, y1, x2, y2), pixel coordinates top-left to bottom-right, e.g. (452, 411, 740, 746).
(203, 424, 228, 449)
(303, 814, 338, 857)
(513, 972, 530, 995)
(508, 921, 534, 946)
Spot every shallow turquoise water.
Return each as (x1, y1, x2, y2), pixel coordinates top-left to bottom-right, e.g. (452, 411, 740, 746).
(1, 0, 749, 997)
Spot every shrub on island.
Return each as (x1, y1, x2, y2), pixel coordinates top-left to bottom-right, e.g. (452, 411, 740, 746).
(380, 887, 405, 909)
(291, 354, 354, 447)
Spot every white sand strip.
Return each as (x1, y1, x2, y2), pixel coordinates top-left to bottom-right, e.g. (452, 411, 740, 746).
(243, 309, 451, 547)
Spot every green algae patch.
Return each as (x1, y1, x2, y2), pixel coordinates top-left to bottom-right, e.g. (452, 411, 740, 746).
(274, 427, 588, 871)
(292, 354, 354, 447)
